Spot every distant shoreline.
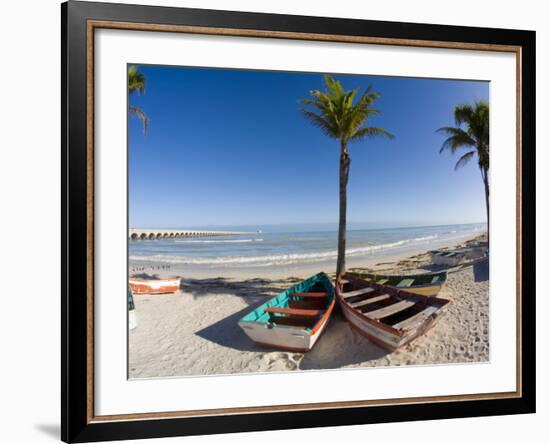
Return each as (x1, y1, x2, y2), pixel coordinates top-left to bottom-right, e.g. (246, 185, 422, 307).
(129, 232, 486, 280)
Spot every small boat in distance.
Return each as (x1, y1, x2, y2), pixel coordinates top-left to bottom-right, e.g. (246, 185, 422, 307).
(336, 274, 450, 351)
(129, 276, 181, 294)
(239, 272, 335, 352)
(430, 246, 487, 267)
(348, 271, 447, 297)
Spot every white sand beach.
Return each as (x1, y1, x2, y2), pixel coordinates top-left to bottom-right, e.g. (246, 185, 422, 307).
(128, 234, 489, 378)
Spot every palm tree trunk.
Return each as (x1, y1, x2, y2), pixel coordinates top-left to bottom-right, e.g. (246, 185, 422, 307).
(336, 143, 350, 279)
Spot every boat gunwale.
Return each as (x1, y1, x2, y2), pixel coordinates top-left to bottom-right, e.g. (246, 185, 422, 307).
(346, 314, 442, 351)
(129, 277, 181, 283)
(348, 271, 447, 288)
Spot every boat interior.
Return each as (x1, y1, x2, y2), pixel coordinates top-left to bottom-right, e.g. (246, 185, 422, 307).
(241, 277, 333, 331)
(265, 288, 329, 329)
(340, 275, 448, 331)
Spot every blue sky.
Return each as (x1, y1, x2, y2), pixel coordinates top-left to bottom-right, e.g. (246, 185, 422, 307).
(128, 65, 488, 229)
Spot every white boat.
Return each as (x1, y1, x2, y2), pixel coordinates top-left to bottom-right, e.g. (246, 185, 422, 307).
(238, 272, 335, 352)
(430, 246, 487, 267)
(336, 274, 450, 351)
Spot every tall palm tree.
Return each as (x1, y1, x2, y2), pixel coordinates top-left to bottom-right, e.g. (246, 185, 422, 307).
(128, 65, 148, 134)
(299, 75, 394, 278)
(437, 101, 489, 241)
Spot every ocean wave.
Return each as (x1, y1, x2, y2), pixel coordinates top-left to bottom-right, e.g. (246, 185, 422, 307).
(130, 234, 439, 267)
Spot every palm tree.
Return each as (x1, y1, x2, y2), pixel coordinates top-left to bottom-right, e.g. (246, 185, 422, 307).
(299, 75, 394, 278)
(437, 101, 489, 241)
(128, 65, 148, 134)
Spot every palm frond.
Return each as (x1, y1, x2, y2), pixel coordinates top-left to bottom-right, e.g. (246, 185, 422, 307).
(299, 75, 392, 147)
(128, 65, 146, 95)
(438, 100, 489, 172)
(350, 126, 395, 142)
(453, 104, 475, 127)
(454, 150, 475, 170)
(437, 127, 476, 154)
(324, 75, 344, 99)
(129, 105, 149, 134)
(299, 109, 339, 139)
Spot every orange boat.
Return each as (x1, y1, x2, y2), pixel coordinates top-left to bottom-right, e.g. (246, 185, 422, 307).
(129, 276, 181, 294)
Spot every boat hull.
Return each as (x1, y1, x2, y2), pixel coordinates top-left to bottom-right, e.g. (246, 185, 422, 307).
(349, 272, 447, 297)
(238, 315, 329, 352)
(339, 299, 444, 351)
(430, 246, 487, 267)
(239, 272, 335, 352)
(129, 278, 180, 294)
(395, 284, 442, 297)
(337, 274, 450, 351)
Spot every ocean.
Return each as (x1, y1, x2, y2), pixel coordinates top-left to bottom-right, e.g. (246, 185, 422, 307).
(128, 223, 485, 277)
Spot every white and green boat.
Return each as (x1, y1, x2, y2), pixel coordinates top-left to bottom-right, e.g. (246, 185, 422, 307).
(238, 272, 335, 352)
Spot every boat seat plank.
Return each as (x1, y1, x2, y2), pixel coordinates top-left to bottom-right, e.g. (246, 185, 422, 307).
(265, 307, 322, 317)
(341, 287, 376, 299)
(376, 279, 389, 285)
(431, 276, 440, 283)
(350, 294, 390, 308)
(290, 292, 327, 298)
(289, 300, 326, 310)
(397, 278, 415, 287)
(393, 306, 439, 330)
(365, 299, 417, 320)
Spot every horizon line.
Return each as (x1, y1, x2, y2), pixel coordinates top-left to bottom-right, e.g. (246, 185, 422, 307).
(129, 221, 486, 230)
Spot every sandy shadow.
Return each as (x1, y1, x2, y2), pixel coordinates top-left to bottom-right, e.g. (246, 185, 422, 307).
(473, 257, 489, 282)
(182, 277, 287, 301)
(418, 263, 453, 273)
(299, 314, 389, 370)
(194, 300, 271, 352)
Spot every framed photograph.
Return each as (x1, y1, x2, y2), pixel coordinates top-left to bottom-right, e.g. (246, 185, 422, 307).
(62, 1, 535, 442)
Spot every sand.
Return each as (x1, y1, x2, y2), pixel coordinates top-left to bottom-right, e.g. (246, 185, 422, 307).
(128, 235, 489, 378)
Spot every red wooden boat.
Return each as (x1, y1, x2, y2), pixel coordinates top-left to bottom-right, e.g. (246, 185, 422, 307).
(129, 276, 181, 294)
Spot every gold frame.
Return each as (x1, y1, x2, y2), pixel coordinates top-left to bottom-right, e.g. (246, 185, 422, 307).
(86, 20, 523, 423)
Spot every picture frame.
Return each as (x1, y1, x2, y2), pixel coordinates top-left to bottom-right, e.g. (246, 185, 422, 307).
(61, 1, 536, 442)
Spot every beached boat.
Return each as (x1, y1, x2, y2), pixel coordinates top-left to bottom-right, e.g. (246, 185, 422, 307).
(128, 287, 137, 330)
(128, 276, 181, 294)
(348, 271, 447, 297)
(336, 274, 450, 351)
(238, 272, 335, 352)
(430, 246, 487, 267)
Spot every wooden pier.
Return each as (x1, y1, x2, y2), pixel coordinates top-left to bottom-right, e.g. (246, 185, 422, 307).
(129, 229, 255, 240)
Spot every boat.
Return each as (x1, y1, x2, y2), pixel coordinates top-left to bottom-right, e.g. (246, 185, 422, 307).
(128, 276, 181, 294)
(430, 246, 487, 267)
(348, 271, 447, 297)
(128, 287, 137, 330)
(336, 274, 450, 351)
(430, 250, 464, 266)
(238, 272, 335, 352)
